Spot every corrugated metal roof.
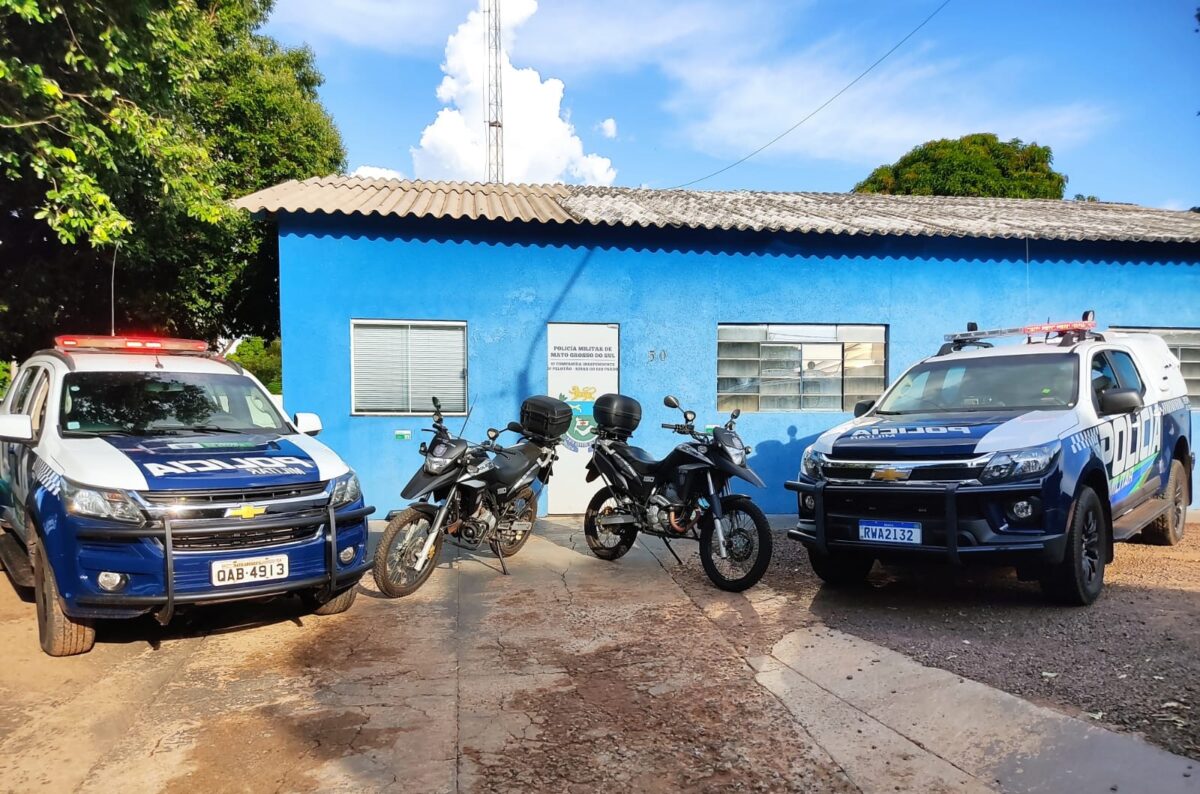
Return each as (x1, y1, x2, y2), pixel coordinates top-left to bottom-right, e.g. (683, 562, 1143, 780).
(233, 175, 1200, 244)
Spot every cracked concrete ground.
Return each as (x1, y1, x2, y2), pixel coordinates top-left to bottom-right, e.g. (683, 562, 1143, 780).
(0, 519, 1194, 792)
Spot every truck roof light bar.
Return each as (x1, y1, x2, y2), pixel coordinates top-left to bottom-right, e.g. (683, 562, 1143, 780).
(943, 320, 1096, 343)
(55, 335, 210, 353)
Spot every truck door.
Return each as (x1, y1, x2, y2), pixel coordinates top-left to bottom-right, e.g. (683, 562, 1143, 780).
(1090, 350, 1155, 517)
(1, 366, 48, 540)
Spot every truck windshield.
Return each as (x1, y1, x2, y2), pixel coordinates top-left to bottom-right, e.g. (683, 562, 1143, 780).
(876, 354, 1078, 414)
(59, 371, 288, 436)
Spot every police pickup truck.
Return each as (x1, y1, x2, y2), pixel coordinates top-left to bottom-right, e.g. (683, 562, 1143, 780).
(787, 316, 1192, 605)
(0, 335, 374, 655)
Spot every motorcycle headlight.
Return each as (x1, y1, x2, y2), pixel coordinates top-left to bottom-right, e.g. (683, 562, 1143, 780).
(801, 447, 827, 480)
(722, 439, 747, 467)
(331, 471, 362, 507)
(62, 480, 143, 523)
(424, 455, 453, 475)
(980, 442, 1060, 483)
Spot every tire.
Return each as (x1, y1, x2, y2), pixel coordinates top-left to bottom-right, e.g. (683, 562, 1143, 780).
(808, 549, 875, 587)
(302, 585, 358, 615)
(583, 487, 638, 561)
(1143, 459, 1188, 546)
(372, 509, 444, 598)
(497, 487, 536, 557)
(699, 499, 773, 592)
(1041, 486, 1107, 606)
(31, 536, 96, 657)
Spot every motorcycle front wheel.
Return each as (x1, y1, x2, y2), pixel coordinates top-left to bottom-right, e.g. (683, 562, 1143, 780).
(699, 500, 772, 592)
(372, 508, 444, 597)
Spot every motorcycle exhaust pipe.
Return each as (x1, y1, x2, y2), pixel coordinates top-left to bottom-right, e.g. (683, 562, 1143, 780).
(596, 513, 638, 527)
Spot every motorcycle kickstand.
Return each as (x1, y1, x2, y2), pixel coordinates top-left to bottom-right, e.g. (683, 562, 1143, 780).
(661, 537, 684, 565)
(491, 540, 510, 575)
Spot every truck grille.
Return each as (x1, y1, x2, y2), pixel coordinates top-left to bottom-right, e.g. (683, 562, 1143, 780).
(171, 525, 320, 552)
(821, 457, 988, 483)
(139, 482, 327, 506)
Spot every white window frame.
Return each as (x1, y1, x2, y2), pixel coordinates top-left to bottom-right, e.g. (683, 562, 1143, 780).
(716, 323, 888, 413)
(349, 319, 468, 416)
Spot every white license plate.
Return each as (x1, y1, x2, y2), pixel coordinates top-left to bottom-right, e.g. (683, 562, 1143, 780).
(858, 520, 922, 545)
(210, 554, 289, 586)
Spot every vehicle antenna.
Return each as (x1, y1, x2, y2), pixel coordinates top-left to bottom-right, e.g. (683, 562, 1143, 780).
(459, 397, 475, 437)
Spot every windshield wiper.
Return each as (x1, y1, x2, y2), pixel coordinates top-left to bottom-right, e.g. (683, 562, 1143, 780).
(62, 429, 138, 438)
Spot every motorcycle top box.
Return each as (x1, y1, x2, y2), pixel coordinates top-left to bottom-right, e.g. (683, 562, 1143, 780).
(520, 395, 572, 441)
(593, 393, 641, 438)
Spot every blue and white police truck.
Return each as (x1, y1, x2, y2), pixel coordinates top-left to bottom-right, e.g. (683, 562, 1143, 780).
(787, 315, 1193, 605)
(0, 335, 374, 655)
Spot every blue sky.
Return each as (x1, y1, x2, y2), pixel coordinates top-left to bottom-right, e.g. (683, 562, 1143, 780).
(265, 0, 1199, 208)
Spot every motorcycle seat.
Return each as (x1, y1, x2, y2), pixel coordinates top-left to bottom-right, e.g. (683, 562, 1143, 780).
(619, 444, 661, 474)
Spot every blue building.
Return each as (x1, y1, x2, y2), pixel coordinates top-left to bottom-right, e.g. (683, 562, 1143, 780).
(237, 177, 1200, 514)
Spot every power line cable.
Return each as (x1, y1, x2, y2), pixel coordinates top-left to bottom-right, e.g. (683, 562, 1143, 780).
(671, 0, 953, 190)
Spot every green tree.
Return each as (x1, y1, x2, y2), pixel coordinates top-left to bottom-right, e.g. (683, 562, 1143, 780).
(0, 1, 343, 360)
(228, 336, 282, 393)
(854, 133, 1067, 199)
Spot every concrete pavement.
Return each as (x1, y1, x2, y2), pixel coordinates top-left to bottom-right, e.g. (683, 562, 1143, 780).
(0, 518, 1193, 792)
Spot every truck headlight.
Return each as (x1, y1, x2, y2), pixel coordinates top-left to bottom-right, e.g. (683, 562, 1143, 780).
(62, 481, 143, 523)
(331, 471, 362, 507)
(801, 447, 827, 480)
(980, 442, 1060, 483)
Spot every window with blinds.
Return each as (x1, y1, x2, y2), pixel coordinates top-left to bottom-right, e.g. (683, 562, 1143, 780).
(351, 321, 467, 414)
(1110, 327, 1200, 402)
(717, 324, 887, 412)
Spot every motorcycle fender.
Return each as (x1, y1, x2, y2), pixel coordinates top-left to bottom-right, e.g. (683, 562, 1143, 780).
(585, 459, 599, 483)
(720, 493, 757, 511)
(401, 468, 460, 500)
(716, 458, 766, 489)
(408, 502, 439, 520)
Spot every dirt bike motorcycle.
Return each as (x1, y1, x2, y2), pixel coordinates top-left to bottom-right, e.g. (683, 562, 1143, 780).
(372, 395, 569, 597)
(582, 394, 773, 591)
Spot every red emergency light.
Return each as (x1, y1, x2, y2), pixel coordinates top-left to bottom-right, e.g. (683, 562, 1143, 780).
(1020, 320, 1096, 335)
(55, 335, 209, 353)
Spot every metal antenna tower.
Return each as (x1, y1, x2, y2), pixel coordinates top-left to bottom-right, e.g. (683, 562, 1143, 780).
(485, 0, 504, 183)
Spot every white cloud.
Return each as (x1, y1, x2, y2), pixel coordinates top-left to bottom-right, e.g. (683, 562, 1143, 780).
(410, 0, 615, 185)
(266, 0, 472, 54)
(664, 39, 1110, 168)
(598, 118, 618, 139)
(350, 165, 406, 181)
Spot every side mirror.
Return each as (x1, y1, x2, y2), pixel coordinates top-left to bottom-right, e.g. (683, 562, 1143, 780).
(730, 408, 741, 420)
(0, 414, 34, 443)
(663, 395, 680, 409)
(432, 396, 441, 410)
(684, 410, 696, 423)
(487, 428, 499, 440)
(507, 421, 524, 434)
(1099, 388, 1143, 416)
(293, 412, 322, 436)
(853, 399, 876, 418)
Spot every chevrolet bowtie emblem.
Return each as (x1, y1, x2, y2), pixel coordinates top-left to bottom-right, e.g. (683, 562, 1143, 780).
(871, 467, 912, 482)
(226, 504, 267, 520)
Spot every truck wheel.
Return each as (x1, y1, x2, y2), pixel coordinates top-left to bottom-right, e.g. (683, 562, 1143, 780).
(31, 536, 96, 656)
(303, 585, 358, 615)
(1143, 459, 1188, 546)
(808, 549, 874, 587)
(1041, 486, 1106, 606)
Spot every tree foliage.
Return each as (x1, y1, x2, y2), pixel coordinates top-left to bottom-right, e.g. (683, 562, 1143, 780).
(0, 0, 344, 361)
(228, 336, 281, 393)
(854, 133, 1067, 199)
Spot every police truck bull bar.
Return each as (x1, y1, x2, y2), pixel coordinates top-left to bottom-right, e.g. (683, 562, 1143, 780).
(74, 502, 374, 622)
(784, 478, 1058, 564)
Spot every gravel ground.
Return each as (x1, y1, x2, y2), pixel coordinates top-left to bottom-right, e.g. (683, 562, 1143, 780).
(663, 521, 1200, 762)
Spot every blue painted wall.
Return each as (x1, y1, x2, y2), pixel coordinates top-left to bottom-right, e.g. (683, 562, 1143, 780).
(276, 213, 1200, 515)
